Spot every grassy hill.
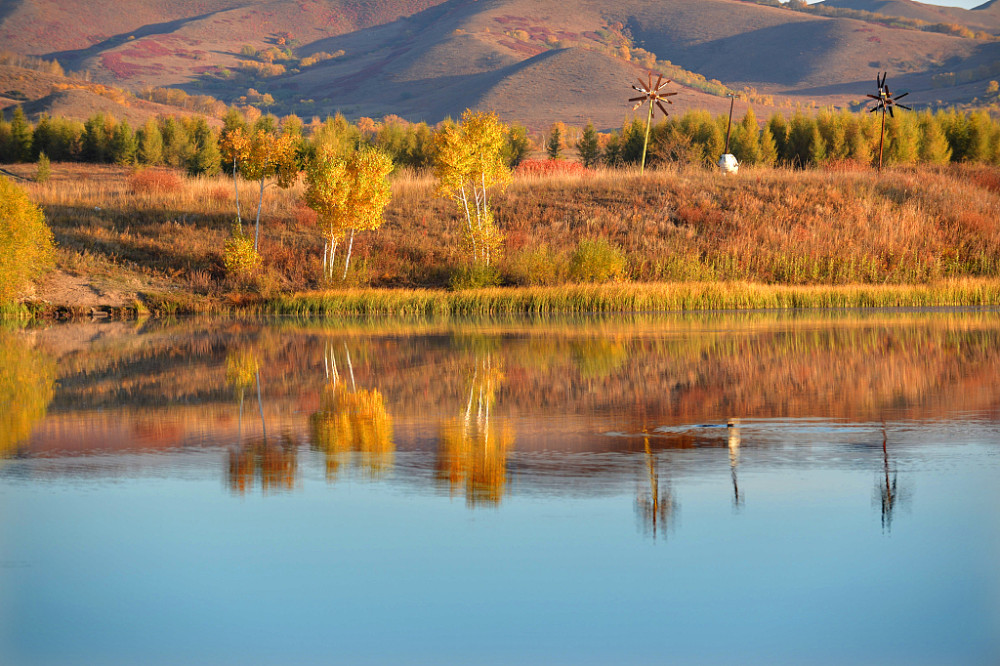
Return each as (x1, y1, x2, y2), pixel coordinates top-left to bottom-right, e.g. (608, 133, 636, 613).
(2, 0, 1000, 128)
(819, 0, 1000, 31)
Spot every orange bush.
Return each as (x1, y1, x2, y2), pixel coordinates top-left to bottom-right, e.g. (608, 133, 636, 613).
(128, 169, 183, 194)
(514, 159, 591, 177)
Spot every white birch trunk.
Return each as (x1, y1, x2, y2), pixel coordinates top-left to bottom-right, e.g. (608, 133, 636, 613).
(233, 158, 242, 234)
(329, 235, 338, 280)
(342, 228, 355, 280)
(254, 177, 265, 251)
(459, 186, 475, 258)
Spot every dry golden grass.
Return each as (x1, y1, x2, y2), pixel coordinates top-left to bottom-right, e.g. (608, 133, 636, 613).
(7, 160, 1000, 313)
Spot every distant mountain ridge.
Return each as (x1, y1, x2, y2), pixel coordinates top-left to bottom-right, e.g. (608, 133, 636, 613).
(818, 0, 1000, 30)
(2, 0, 999, 128)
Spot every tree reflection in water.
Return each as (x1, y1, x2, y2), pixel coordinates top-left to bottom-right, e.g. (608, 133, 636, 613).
(310, 341, 394, 481)
(225, 347, 297, 494)
(227, 435, 298, 494)
(436, 352, 514, 507)
(0, 329, 56, 460)
(636, 435, 677, 540)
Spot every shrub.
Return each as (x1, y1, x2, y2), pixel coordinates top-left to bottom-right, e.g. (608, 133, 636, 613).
(450, 263, 502, 290)
(34, 153, 51, 183)
(0, 177, 55, 304)
(223, 228, 260, 279)
(506, 244, 566, 285)
(127, 169, 183, 194)
(514, 159, 591, 177)
(569, 238, 628, 283)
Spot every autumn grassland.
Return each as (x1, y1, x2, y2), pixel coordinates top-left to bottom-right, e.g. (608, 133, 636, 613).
(5, 158, 1000, 317)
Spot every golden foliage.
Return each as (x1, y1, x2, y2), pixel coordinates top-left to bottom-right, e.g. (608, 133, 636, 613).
(0, 177, 55, 303)
(311, 385, 395, 479)
(305, 146, 393, 279)
(306, 146, 393, 235)
(225, 349, 259, 391)
(436, 419, 513, 507)
(227, 439, 297, 494)
(221, 127, 298, 186)
(223, 229, 260, 278)
(434, 109, 511, 266)
(435, 353, 512, 506)
(0, 330, 56, 458)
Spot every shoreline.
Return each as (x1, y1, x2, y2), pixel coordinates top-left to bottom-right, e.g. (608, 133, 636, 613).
(12, 279, 1000, 321)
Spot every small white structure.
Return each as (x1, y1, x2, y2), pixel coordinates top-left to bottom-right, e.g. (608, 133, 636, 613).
(718, 153, 739, 174)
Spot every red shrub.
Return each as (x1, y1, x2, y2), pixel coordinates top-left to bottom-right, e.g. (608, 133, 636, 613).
(292, 204, 318, 227)
(209, 186, 230, 203)
(128, 169, 183, 194)
(966, 167, 1000, 194)
(515, 159, 592, 177)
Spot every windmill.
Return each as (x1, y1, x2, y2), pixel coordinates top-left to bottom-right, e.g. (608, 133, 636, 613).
(629, 73, 678, 173)
(867, 72, 911, 172)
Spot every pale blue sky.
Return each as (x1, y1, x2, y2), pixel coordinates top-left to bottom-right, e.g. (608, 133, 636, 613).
(808, 0, 990, 7)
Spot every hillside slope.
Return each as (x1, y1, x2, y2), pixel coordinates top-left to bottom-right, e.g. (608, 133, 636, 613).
(1, 0, 998, 126)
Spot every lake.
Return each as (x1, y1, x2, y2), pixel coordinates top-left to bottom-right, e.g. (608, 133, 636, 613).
(1, 312, 998, 665)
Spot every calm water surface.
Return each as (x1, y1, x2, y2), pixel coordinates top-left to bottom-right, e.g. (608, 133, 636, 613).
(1, 312, 998, 665)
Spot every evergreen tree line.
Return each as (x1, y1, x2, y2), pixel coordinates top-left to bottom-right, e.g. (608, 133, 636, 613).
(590, 107, 1000, 168)
(3, 104, 1000, 172)
(0, 106, 532, 174)
(0, 107, 221, 174)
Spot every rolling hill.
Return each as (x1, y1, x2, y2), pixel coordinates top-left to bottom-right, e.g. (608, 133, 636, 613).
(2, 0, 999, 129)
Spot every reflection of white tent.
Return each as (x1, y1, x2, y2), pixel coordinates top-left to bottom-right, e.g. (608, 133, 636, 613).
(718, 153, 739, 174)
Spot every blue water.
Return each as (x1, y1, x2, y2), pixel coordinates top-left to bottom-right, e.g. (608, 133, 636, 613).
(1, 316, 998, 665)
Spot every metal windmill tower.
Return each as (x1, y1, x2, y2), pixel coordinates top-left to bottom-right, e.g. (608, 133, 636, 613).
(629, 73, 677, 173)
(867, 72, 911, 172)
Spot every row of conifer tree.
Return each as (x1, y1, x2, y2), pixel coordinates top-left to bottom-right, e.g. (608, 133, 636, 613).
(1, 104, 999, 171)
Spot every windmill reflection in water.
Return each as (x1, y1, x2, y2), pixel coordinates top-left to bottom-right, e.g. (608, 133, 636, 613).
(875, 425, 909, 532)
(636, 433, 678, 540)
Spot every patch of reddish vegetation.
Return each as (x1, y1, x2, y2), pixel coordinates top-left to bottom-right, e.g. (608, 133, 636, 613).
(101, 53, 147, 79)
(515, 159, 592, 176)
(120, 39, 175, 59)
(128, 169, 183, 194)
(192, 65, 220, 74)
(966, 166, 1000, 194)
(293, 204, 318, 227)
(498, 39, 545, 56)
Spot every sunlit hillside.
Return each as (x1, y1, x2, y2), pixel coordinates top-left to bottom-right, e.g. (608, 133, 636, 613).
(3, 0, 1000, 126)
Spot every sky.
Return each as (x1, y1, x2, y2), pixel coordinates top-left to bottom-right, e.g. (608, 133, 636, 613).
(908, 0, 989, 6)
(808, 0, 990, 7)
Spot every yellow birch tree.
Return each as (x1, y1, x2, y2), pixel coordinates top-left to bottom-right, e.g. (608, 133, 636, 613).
(305, 146, 393, 280)
(434, 109, 511, 267)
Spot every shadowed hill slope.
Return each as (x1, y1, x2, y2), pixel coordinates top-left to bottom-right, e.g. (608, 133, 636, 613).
(2, 0, 999, 125)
